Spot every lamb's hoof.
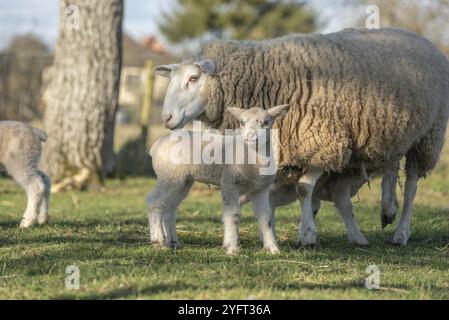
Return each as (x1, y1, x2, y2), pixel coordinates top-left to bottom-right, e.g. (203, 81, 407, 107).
(151, 240, 166, 248)
(348, 234, 369, 246)
(37, 216, 49, 225)
(166, 240, 182, 249)
(298, 230, 317, 248)
(389, 228, 410, 246)
(224, 246, 240, 256)
(19, 218, 37, 228)
(298, 243, 315, 250)
(264, 245, 280, 254)
(297, 239, 315, 249)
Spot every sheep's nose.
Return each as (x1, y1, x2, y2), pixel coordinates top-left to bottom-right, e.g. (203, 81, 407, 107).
(162, 113, 172, 124)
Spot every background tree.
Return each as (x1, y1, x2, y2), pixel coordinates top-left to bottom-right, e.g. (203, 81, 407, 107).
(0, 34, 52, 121)
(159, 0, 317, 42)
(347, 0, 449, 55)
(42, 0, 123, 190)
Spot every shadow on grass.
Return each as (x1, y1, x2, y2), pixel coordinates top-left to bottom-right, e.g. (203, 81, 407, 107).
(53, 281, 196, 300)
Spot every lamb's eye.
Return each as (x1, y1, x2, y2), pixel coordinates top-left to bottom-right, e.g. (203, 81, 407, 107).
(263, 120, 269, 126)
(240, 120, 245, 126)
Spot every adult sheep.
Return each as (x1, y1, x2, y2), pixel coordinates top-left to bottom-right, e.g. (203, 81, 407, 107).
(154, 28, 449, 246)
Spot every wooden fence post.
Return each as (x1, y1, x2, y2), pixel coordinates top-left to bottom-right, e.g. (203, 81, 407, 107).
(138, 60, 154, 173)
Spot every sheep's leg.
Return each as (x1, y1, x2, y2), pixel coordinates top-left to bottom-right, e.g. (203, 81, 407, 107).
(147, 180, 192, 248)
(381, 168, 399, 228)
(251, 189, 280, 254)
(221, 188, 241, 255)
(297, 168, 323, 247)
(391, 163, 418, 246)
(37, 171, 51, 225)
(312, 196, 321, 217)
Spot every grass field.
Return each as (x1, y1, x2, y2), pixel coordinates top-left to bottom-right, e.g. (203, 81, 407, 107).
(0, 131, 448, 299)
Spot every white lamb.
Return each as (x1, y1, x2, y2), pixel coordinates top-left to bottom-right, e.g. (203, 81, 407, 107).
(0, 121, 51, 227)
(147, 104, 290, 254)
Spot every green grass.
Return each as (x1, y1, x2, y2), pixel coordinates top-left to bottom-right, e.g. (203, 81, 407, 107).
(0, 174, 448, 300)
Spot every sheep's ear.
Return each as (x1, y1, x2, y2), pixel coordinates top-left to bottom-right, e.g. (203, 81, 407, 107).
(194, 59, 215, 75)
(268, 104, 290, 120)
(154, 64, 178, 78)
(226, 107, 244, 120)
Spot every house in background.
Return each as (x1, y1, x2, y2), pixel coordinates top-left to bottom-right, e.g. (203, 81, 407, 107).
(118, 33, 174, 123)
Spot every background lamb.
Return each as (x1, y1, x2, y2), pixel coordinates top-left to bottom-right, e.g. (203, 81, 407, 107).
(147, 104, 290, 254)
(0, 121, 51, 228)
(155, 28, 449, 246)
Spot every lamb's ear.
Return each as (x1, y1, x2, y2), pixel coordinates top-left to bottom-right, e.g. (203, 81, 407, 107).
(194, 59, 215, 75)
(268, 104, 290, 120)
(226, 107, 244, 120)
(154, 64, 178, 78)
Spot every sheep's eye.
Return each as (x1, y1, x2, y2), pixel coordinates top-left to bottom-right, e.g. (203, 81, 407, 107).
(188, 75, 199, 83)
(240, 120, 245, 126)
(263, 120, 269, 126)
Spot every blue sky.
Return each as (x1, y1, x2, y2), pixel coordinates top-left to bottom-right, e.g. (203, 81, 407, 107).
(0, 0, 355, 51)
(0, 0, 177, 49)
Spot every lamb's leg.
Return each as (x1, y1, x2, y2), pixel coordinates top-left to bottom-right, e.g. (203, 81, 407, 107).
(251, 189, 280, 254)
(162, 181, 193, 247)
(221, 188, 241, 255)
(37, 171, 51, 225)
(267, 182, 298, 239)
(331, 184, 368, 246)
(239, 194, 251, 206)
(297, 168, 323, 247)
(147, 180, 192, 248)
(391, 161, 418, 246)
(381, 168, 399, 228)
(14, 171, 45, 228)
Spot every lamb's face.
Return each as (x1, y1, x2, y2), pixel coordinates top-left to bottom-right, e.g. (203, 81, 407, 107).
(154, 60, 215, 130)
(227, 105, 290, 144)
(238, 108, 273, 144)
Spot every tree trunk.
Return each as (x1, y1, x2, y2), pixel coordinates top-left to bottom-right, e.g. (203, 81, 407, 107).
(42, 0, 123, 189)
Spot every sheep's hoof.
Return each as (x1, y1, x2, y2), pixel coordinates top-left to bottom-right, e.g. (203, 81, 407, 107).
(348, 234, 369, 246)
(381, 212, 396, 229)
(381, 203, 398, 229)
(388, 227, 410, 246)
(19, 218, 37, 228)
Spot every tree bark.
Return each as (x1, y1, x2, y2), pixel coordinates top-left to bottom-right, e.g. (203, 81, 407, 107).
(42, 0, 123, 189)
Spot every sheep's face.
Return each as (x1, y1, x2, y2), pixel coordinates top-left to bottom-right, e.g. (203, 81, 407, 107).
(227, 104, 290, 144)
(154, 60, 215, 129)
